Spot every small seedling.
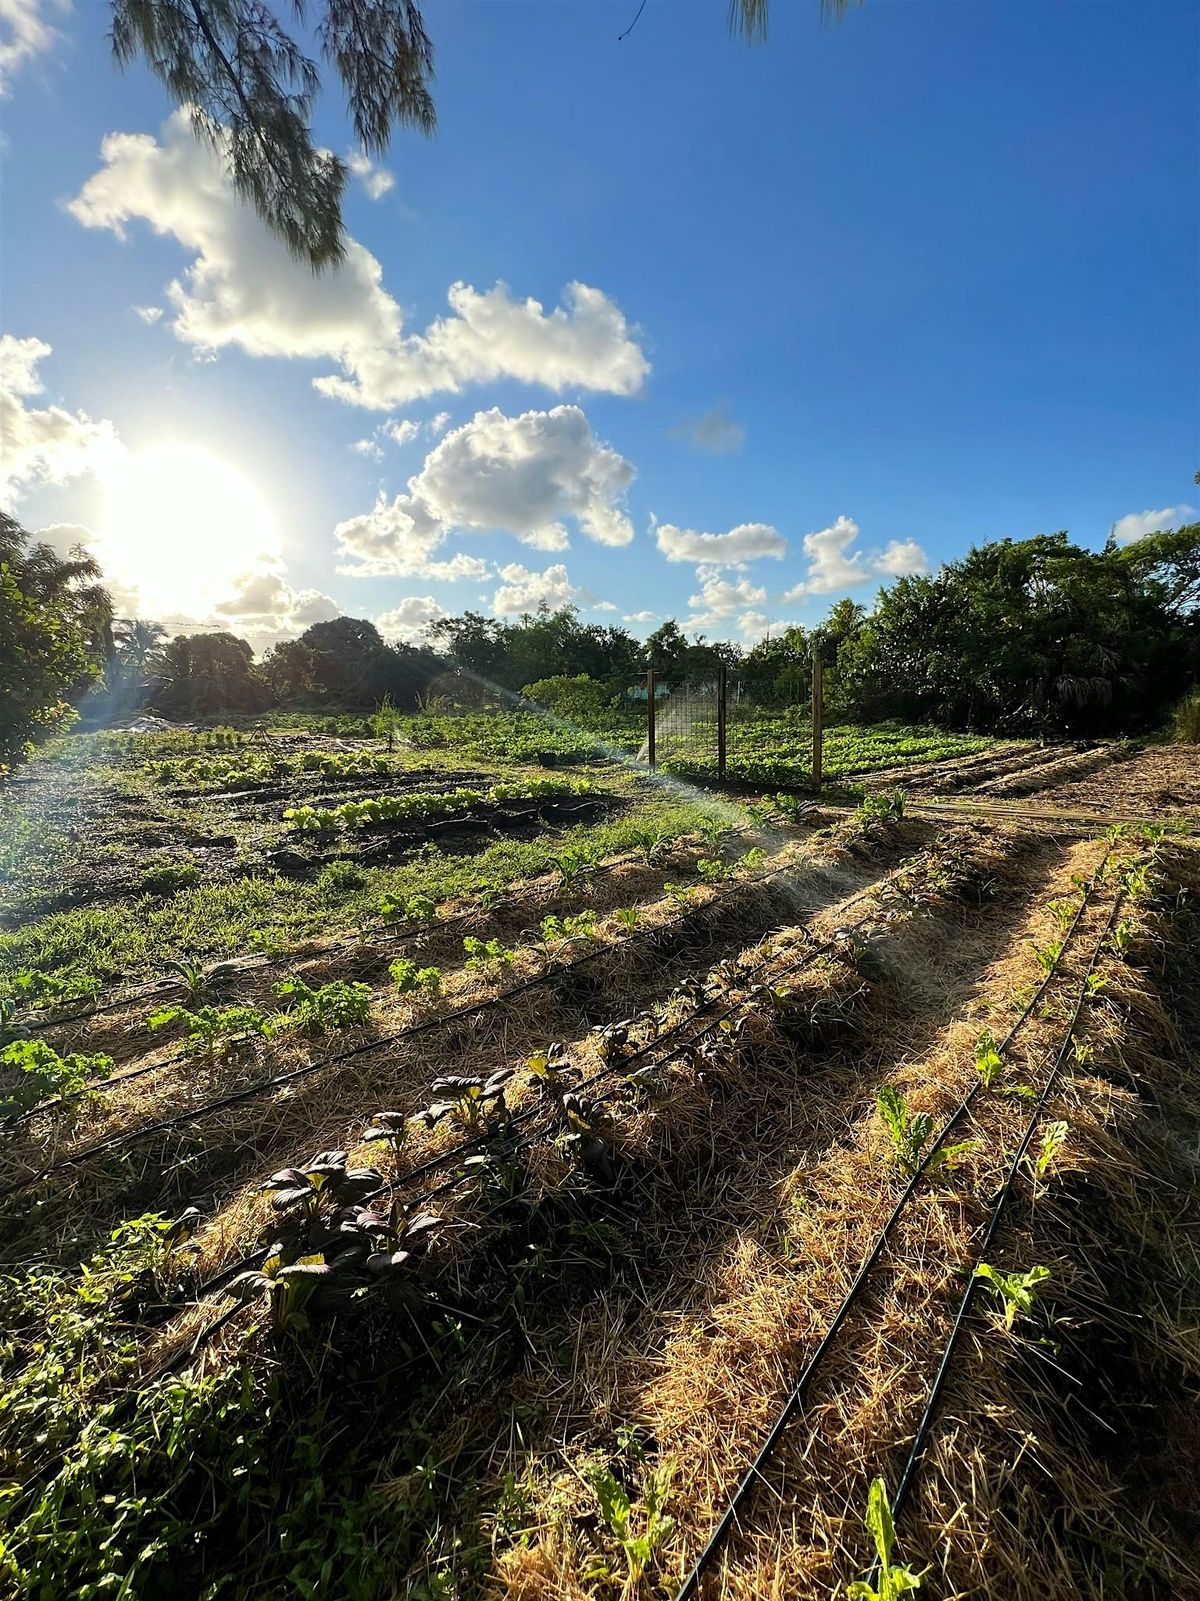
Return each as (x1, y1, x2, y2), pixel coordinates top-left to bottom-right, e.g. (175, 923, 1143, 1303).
(974, 1262, 1051, 1330)
(846, 1477, 925, 1599)
(388, 959, 443, 998)
(274, 978, 373, 1036)
(974, 1030, 1005, 1089)
(1030, 1120, 1068, 1183)
(463, 936, 514, 970)
(588, 1461, 676, 1586)
(876, 1085, 974, 1176)
(363, 1110, 411, 1163)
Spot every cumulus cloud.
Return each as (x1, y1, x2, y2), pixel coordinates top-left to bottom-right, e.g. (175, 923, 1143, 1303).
(0, 335, 122, 507)
(736, 610, 779, 642)
(69, 114, 649, 409)
(624, 610, 658, 624)
(654, 519, 787, 568)
(384, 418, 421, 447)
(1110, 505, 1197, 545)
(429, 411, 451, 436)
(781, 515, 929, 600)
(351, 437, 384, 461)
(133, 305, 163, 324)
(0, 0, 61, 89)
(671, 406, 745, 456)
(686, 574, 767, 619)
(213, 569, 340, 630)
(376, 595, 446, 643)
(346, 151, 394, 201)
(335, 404, 634, 578)
(492, 562, 579, 615)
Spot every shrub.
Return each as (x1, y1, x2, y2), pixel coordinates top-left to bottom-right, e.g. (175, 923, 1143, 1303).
(521, 674, 616, 723)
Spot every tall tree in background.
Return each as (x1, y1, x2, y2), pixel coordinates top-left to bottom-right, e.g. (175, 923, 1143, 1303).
(0, 514, 113, 770)
(109, 1, 854, 270)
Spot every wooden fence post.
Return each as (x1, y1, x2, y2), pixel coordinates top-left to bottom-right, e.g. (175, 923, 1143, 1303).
(717, 664, 727, 783)
(811, 653, 824, 792)
(646, 668, 657, 770)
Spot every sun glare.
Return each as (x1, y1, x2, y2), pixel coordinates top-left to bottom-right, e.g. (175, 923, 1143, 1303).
(101, 442, 280, 618)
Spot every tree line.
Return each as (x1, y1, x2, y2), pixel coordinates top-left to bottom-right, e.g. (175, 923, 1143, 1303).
(2, 509, 1197, 771)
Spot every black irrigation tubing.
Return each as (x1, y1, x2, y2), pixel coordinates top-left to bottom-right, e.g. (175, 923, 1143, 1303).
(12, 819, 755, 1035)
(193, 919, 837, 1303)
(672, 848, 1116, 1601)
(0, 858, 813, 1202)
(185, 875, 890, 1318)
(123, 822, 1007, 1385)
(856, 888, 1127, 1591)
(185, 825, 985, 1330)
(4, 827, 772, 1124)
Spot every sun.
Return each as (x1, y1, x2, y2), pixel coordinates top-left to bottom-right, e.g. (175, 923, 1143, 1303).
(100, 442, 281, 618)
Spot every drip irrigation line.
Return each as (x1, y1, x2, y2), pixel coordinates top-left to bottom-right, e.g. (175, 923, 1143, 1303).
(0, 858, 810, 1201)
(13, 823, 757, 1035)
(168, 828, 994, 1351)
(182, 882, 884, 1315)
(857, 888, 1126, 1591)
(672, 849, 1114, 1601)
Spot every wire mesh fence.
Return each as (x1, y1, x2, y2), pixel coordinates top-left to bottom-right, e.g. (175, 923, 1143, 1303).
(639, 667, 822, 788)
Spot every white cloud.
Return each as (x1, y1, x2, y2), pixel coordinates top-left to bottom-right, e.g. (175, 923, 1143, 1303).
(781, 515, 929, 600)
(0, 335, 122, 507)
(0, 0, 61, 90)
(671, 406, 745, 456)
(1110, 505, 1197, 545)
(429, 411, 451, 436)
(385, 418, 421, 446)
(70, 113, 649, 409)
(591, 600, 618, 612)
(335, 404, 634, 577)
(213, 569, 339, 631)
(376, 596, 446, 643)
(492, 561, 579, 615)
(624, 610, 658, 624)
(351, 437, 384, 461)
(655, 519, 787, 567)
(133, 305, 163, 324)
(346, 151, 395, 201)
(686, 574, 767, 619)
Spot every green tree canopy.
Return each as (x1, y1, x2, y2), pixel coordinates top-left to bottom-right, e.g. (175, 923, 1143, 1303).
(0, 514, 113, 769)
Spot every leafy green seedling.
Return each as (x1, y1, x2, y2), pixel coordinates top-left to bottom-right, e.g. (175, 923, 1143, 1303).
(388, 959, 443, 998)
(589, 1461, 676, 1586)
(1030, 1121, 1068, 1183)
(974, 1262, 1051, 1330)
(274, 978, 373, 1036)
(974, 1031, 1005, 1089)
(0, 1040, 112, 1118)
(149, 1004, 273, 1058)
(846, 1477, 925, 1599)
(463, 936, 513, 970)
(876, 1085, 974, 1176)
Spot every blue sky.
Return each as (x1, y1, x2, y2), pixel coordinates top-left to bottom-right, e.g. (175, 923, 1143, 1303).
(2, 0, 1196, 651)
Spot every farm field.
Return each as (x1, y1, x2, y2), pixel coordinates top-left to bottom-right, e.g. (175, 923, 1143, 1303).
(1, 717, 1198, 1601)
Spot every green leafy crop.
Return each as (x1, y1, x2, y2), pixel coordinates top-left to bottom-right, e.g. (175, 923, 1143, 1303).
(0, 1039, 112, 1117)
(974, 1262, 1052, 1330)
(273, 978, 373, 1036)
(846, 1477, 924, 1599)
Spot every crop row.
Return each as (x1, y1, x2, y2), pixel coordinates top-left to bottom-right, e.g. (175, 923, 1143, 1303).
(282, 775, 597, 832)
